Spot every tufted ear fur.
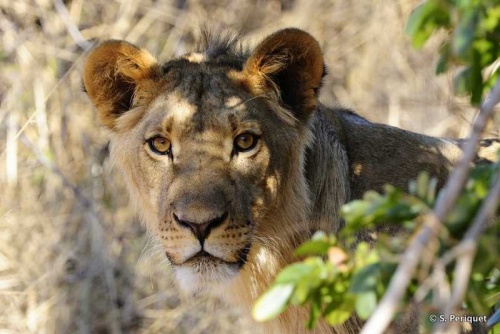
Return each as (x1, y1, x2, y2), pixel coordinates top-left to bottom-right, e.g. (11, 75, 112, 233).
(241, 28, 325, 122)
(83, 40, 162, 130)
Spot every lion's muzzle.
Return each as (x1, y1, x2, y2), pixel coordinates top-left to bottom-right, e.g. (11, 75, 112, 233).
(159, 172, 253, 288)
(173, 211, 228, 244)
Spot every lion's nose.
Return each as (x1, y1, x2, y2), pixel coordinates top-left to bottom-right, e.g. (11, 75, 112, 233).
(173, 212, 228, 244)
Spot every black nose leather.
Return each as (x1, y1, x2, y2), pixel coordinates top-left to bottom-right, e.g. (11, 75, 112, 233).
(174, 212, 228, 244)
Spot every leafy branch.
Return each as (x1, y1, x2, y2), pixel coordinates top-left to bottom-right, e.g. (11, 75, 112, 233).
(253, 161, 499, 331)
(406, 0, 500, 105)
(253, 1, 500, 332)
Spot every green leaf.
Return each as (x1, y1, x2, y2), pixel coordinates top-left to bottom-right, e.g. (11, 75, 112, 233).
(474, 39, 495, 62)
(466, 286, 491, 315)
(452, 10, 478, 60)
(436, 54, 449, 74)
(311, 230, 328, 241)
(405, 3, 428, 36)
(307, 297, 322, 329)
(295, 239, 332, 256)
(292, 279, 315, 306)
(354, 242, 379, 268)
(469, 62, 484, 105)
(324, 296, 355, 325)
(426, 177, 438, 205)
(487, 309, 500, 328)
(405, 1, 451, 49)
(275, 262, 316, 284)
(288, 260, 327, 305)
(364, 190, 382, 201)
(436, 43, 451, 75)
(253, 284, 294, 321)
(405, 3, 436, 48)
(416, 171, 430, 200)
(351, 264, 379, 293)
(341, 200, 372, 224)
(355, 291, 378, 320)
(484, 70, 500, 96)
(482, 6, 500, 32)
(454, 67, 472, 95)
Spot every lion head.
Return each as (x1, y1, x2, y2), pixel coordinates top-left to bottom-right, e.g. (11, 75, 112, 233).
(83, 29, 325, 292)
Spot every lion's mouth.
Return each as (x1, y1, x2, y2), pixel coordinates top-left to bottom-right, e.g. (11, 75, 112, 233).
(184, 250, 233, 265)
(167, 240, 253, 290)
(182, 250, 249, 269)
(168, 243, 251, 269)
(172, 250, 246, 290)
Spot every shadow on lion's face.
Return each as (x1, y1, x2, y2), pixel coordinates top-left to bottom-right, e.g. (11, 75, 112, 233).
(111, 72, 308, 290)
(128, 90, 287, 289)
(83, 29, 324, 291)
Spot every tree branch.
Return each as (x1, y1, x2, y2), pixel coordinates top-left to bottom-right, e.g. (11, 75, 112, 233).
(433, 176, 500, 333)
(360, 76, 500, 334)
(53, 0, 92, 50)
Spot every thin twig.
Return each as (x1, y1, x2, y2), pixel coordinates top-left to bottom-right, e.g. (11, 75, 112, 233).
(360, 77, 500, 334)
(433, 176, 500, 333)
(19, 134, 97, 218)
(19, 133, 122, 334)
(53, 0, 92, 50)
(0, 46, 95, 160)
(463, 176, 500, 242)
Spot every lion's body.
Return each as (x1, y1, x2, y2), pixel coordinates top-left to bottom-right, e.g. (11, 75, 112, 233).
(219, 106, 464, 334)
(83, 29, 497, 334)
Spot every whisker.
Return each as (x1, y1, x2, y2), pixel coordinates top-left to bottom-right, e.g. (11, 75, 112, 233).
(229, 94, 267, 109)
(139, 234, 163, 263)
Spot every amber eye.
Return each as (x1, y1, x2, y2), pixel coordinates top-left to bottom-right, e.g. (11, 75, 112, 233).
(234, 133, 259, 152)
(147, 137, 171, 155)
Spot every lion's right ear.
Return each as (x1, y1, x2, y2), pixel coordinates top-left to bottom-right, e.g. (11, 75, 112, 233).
(83, 40, 162, 130)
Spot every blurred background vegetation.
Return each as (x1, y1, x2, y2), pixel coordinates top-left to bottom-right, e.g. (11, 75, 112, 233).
(0, 0, 498, 333)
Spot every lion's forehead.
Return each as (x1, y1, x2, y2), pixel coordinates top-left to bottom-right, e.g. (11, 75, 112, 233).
(142, 95, 246, 144)
(161, 60, 246, 106)
(140, 64, 262, 139)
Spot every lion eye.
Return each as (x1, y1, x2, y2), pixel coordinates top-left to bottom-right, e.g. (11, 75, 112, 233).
(147, 137, 171, 155)
(234, 133, 258, 152)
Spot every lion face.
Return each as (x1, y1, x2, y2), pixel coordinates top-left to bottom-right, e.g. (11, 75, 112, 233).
(83, 29, 324, 290)
(113, 87, 285, 288)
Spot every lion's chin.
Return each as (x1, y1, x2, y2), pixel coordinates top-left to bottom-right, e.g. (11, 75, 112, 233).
(173, 256, 241, 292)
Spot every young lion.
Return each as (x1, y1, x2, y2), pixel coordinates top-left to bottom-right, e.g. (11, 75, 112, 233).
(83, 29, 497, 333)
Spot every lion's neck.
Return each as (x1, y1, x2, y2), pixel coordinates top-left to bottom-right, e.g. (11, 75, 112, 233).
(225, 241, 312, 333)
(224, 240, 357, 334)
(305, 110, 351, 234)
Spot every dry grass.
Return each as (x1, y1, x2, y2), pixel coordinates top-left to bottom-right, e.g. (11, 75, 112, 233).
(0, 0, 498, 333)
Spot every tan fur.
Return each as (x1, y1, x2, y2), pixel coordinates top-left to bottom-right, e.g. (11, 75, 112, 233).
(237, 28, 325, 122)
(83, 29, 495, 334)
(83, 40, 163, 129)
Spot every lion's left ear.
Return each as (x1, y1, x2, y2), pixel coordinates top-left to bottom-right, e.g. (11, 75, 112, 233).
(241, 28, 325, 122)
